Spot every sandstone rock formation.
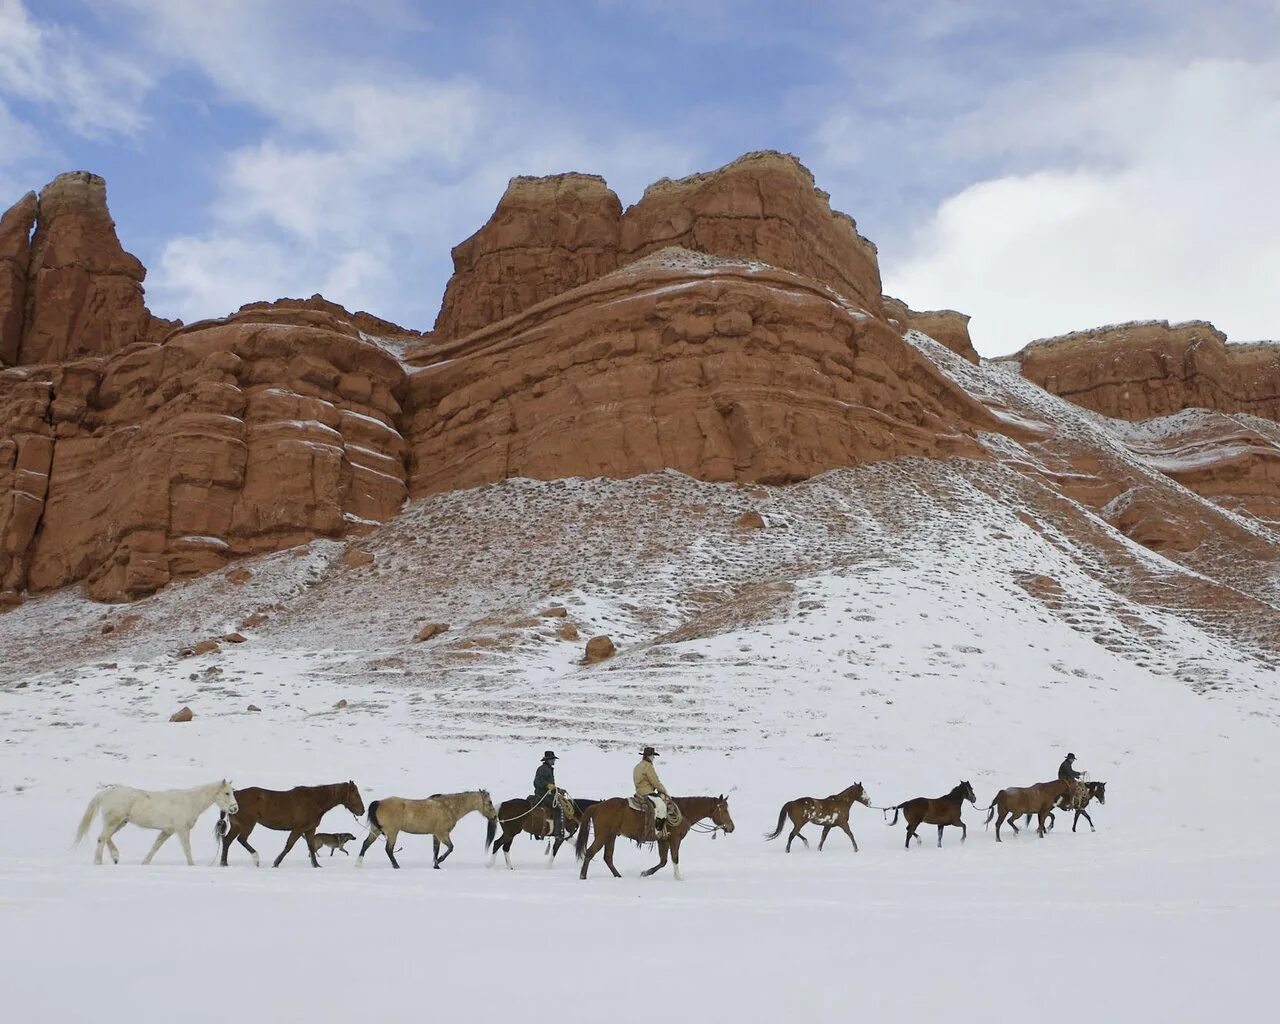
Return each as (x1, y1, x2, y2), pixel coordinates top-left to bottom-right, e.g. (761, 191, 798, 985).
(1, 301, 409, 602)
(1009, 321, 1280, 422)
(434, 174, 623, 340)
(404, 248, 1000, 496)
(433, 152, 884, 342)
(2, 173, 174, 367)
(4, 154, 1278, 607)
(0, 192, 37, 366)
(882, 296, 980, 364)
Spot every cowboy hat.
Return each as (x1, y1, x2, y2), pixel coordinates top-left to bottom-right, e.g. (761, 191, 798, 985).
(542, 750, 558, 761)
(640, 746, 659, 758)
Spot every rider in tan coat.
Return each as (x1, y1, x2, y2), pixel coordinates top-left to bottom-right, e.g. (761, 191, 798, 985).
(633, 746, 669, 837)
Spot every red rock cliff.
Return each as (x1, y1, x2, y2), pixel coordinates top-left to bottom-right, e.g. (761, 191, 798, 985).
(1010, 321, 1280, 422)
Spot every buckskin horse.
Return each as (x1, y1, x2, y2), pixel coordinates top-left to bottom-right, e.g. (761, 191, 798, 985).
(888, 781, 977, 849)
(75, 780, 237, 865)
(357, 790, 497, 869)
(575, 794, 734, 880)
(984, 779, 1069, 841)
(489, 794, 598, 870)
(216, 781, 364, 867)
(764, 782, 870, 853)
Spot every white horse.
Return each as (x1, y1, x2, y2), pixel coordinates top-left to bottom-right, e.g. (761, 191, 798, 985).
(74, 780, 238, 865)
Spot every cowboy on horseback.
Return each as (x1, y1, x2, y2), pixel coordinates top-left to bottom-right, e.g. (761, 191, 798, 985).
(532, 750, 565, 838)
(633, 746, 670, 839)
(1058, 752, 1088, 808)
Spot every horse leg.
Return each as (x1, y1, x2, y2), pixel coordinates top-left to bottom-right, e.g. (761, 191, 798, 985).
(904, 821, 915, 850)
(549, 836, 564, 866)
(384, 828, 401, 869)
(304, 831, 320, 867)
(504, 834, 515, 870)
(1007, 812, 1020, 834)
(995, 810, 1006, 842)
(818, 825, 832, 851)
(435, 834, 455, 870)
(786, 823, 807, 853)
(237, 825, 260, 867)
(670, 834, 683, 881)
(959, 821, 968, 843)
(273, 830, 304, 867)
(357, 825, 382, 865)
(177, 828, 195, 866)
(642, 839, 669, 877)
(603, 836, 621, 878)
(1037, 811, 1048, 838)
(142, 830, 173, 865)
(97, 814, 126, 865)
(937, 824, 945, 848)
(839, 821, 858, 852)
(579, 835, 606, 879)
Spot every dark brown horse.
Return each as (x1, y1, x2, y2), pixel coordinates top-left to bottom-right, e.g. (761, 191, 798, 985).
(889, 781, 977, 849)
(984, 779, 1068, 841)
(575, 795, 734, 880)
(216, 782, 364, 867)
(764, 782, 870, 853)
(489, 796, 598, 869)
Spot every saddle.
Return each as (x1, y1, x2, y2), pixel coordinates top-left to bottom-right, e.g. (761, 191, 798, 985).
(628, 795, 679, 840)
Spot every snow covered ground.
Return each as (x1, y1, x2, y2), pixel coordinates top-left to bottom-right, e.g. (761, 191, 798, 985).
(3, 464, 1277, 1021)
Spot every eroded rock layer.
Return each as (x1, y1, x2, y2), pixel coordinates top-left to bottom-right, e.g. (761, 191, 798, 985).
(1010, 321, 1280, 423)
(5, 173, 175, 366)
(406, 249, 997, 496)
(433, 152, 884, 343)
(1, 307, 408, 602)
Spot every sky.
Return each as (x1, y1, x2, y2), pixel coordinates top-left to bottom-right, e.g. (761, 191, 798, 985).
(1, 0, 1276, 356)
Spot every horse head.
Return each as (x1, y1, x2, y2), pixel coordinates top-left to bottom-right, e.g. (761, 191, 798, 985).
(1092, 781, 1106, 804)
(343, 781, 365, 817)
(856, 781, 871, 806)
(479, 789, 497, 819)
(216, 779, 239, 816)
(711, 794, 736, 834)
(961, 781, 977, 805)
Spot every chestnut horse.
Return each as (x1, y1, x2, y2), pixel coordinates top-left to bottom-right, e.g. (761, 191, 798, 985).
(575, 795, 735, 880)
(888, 781, 977, 849)
(764, 782, 870, 853)
(1024, 780, 1107, 832)
(489, 795, 598, 869)
(984, 779, 1068, 841)
(637, 795, 736, 879)
(216, 781, 364, 867)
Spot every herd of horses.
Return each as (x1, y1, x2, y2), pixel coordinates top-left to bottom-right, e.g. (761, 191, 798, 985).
(72, 772, 1107, 878)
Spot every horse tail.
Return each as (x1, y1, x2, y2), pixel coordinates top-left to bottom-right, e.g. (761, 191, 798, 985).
(73, 788, 108, 846)
(574, 804, 595, 862)
(764, 802, 790, 841)
(367, 800, 382, 833)
(985, 804, 996, 827)
(485, 813, 497, 850)
(886, 803, 905, 826)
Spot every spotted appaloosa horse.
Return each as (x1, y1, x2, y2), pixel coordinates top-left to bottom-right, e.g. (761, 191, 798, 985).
(888, 781, 977, 849)
(764, 782, 870, 853)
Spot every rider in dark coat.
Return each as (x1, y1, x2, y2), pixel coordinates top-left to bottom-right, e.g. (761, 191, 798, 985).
(1058, 753, 1083, 781)
(532, 750, 563, 838)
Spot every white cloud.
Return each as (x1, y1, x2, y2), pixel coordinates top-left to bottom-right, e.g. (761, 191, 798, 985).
(113, 0, 697, 328)
(0, 0, 151, 138)
(883, 54, 1280, 355)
